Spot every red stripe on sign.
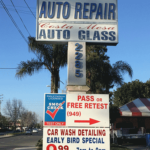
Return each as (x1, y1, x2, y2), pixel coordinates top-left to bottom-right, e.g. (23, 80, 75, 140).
(139, 98, 150, 111)
(132, 112, 142, 116)
(127, 102, 141, 113)
(44, 122, 66, 126)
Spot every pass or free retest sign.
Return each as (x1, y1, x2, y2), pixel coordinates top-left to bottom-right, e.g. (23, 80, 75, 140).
(36, 0, 118, 45)
(44, 94, 109, 127)
(43, 127, 110, 150)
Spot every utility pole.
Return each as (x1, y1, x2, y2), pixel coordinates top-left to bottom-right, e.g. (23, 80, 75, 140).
(0, 94, 3, 128)
(0, 94, 3, 116)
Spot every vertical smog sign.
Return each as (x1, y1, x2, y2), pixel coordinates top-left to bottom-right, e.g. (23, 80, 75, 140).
(44, 94, 66, 126)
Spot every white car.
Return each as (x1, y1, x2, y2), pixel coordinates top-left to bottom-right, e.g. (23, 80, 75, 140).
(32, 129, 38, 133)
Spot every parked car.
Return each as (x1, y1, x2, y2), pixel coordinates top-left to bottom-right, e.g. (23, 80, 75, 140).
(32, 129, 38, 133)
(25, 130, 32, 135)
(13, 130, 22, 133)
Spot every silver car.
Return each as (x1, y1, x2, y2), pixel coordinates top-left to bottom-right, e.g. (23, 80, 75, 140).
(25, 130, 32, 135)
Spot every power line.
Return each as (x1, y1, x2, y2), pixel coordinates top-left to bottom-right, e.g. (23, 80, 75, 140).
(0, 68, 17, 69)
(0, 6, 36, 15)
(0, 2, 36, 14)
(0, 3, 35, 9)
(0, 0, 28, 44)
(24, 0, 36, 19)
(10, 0, 31, 36)
(0, 68, 47, 69)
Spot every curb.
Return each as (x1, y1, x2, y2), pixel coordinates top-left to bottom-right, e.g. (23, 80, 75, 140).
(13, 147, 38, 150)
(0, 133, 25, 139)
(0, 135, 15, 139)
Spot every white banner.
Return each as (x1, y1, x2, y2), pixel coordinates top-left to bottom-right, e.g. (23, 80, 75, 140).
(66, 94, 109, 127)
(36, 0, 118, 45)
(43, 127, 110, 150)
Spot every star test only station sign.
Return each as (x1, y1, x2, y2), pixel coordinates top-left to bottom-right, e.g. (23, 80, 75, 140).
(44, 94, 109, 127)
(44, 94, 66, 126)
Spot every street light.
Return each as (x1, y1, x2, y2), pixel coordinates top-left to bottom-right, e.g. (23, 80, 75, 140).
(46, 85, 51, 93)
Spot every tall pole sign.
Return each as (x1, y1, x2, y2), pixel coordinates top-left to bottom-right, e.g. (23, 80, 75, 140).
(36, 0, 118, 150)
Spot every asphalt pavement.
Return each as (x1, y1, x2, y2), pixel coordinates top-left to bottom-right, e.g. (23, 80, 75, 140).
(0, 131, 43, 150)
(125, 145, 148, 150)
(121, 142, 148, 150)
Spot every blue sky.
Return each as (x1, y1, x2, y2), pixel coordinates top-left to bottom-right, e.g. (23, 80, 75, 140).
(0, 0, 150, 120)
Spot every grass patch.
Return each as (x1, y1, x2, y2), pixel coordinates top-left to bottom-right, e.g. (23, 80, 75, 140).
(6, 132, 25, 136)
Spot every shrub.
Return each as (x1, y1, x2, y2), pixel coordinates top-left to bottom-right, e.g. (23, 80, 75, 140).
(36, 138, 42, 150)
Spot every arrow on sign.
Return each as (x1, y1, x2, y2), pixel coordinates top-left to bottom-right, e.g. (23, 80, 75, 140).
(74, 118, 100, 125)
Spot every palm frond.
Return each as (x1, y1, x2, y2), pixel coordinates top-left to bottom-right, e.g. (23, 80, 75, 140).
(28, 37, 53, 65)
(113, 61, 133, 78)
(16, 59, 44, 79)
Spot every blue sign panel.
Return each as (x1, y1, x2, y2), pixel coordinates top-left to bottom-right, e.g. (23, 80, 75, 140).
(44, 94, 66, 126)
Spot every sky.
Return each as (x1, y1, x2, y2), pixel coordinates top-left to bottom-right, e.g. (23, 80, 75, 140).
(0, 0, 150, 120)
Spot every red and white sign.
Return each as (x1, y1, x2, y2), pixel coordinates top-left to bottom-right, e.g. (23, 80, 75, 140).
(66, 94, 109, 127)
(43, 127, 110, 150)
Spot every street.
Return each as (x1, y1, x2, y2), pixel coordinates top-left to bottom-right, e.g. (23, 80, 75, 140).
(0, 131, 43, 150)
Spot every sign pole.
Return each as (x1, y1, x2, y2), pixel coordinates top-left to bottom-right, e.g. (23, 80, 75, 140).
(37, 0, 118, 149)
(67, 42, 90, 94)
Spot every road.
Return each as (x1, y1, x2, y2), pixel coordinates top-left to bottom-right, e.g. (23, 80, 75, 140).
(0, 131, 43, 150)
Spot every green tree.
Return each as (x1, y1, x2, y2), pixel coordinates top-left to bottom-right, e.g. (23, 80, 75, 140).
(109, 105, 120, 124)
(113, 79, 150, 107)
(0, 115, 10, 128)
(16, 37, 67, 93)
(86, 45, 109, 94)
(86, 45, 133, 95)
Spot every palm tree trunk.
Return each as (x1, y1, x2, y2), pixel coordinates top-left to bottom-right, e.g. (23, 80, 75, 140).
(106, 86, 109, 94)
(51, 60, 59, 93)
(54, 67, 59, 93)
(51, 71, 54, 93)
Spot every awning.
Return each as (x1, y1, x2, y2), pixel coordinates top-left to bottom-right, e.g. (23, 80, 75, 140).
(119, 98, 150, 116)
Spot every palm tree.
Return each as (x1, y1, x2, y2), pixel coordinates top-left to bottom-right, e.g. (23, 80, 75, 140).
(86, 45, 133, 94)
(16, 37, 67, 93)
(102, 60, 133, 93)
